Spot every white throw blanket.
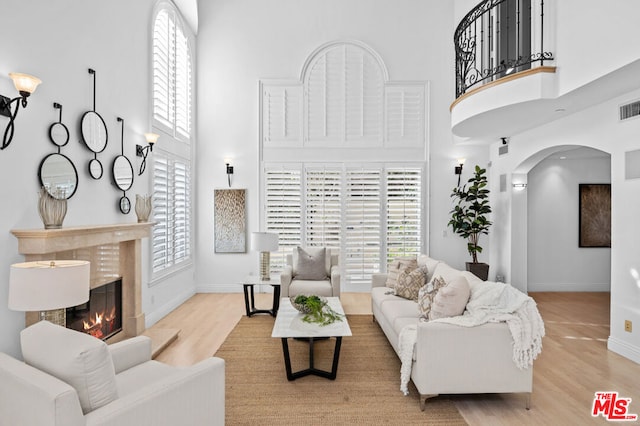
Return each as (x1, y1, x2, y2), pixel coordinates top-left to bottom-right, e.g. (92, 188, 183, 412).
(398, 281, 545, 395)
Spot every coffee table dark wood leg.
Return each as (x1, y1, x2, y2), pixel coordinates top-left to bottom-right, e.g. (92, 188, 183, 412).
(280, 336, 342, 381)
(272, 285, 281, 316)
(242, 284, 252, 316)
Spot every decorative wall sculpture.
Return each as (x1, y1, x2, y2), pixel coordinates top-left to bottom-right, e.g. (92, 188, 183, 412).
(214, 189, 246, 253)
(579, 183, 611, 248)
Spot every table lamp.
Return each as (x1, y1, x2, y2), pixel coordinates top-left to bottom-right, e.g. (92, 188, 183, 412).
(250, 232, 278, 280)
(8, 260, 91, 326)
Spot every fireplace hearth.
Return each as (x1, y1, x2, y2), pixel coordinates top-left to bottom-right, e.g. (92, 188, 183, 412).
(66, 279, 122, 340)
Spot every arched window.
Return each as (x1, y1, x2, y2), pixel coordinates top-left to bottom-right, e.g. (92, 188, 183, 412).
(153, 5, 193, 141)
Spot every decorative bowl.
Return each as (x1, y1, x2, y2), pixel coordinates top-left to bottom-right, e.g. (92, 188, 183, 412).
(290, 295, 326, 314)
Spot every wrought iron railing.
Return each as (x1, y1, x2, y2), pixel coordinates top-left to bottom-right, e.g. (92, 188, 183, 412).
(454, 0, 553, 98)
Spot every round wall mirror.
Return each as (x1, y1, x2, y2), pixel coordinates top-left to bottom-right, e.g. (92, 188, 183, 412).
(112, 155, 134, 191)
(119, 196, 131, 214)
(81, 111, 108, 153)
(49, 122, 69, 147)
(38, 153, 79, 199)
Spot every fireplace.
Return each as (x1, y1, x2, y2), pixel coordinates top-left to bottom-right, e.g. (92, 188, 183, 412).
(66, 279, 123, 340)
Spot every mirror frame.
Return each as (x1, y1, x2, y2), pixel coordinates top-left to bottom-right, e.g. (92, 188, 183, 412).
(112, 155, 134, 192)
(48, 122, 69, 147)
(119, 195, 131, 214)
(80, 110, 108, 153)
(38, 152, 79, 199)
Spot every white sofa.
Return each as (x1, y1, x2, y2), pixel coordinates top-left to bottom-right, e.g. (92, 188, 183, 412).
(371, 256, 533, 410)
(0, 321, 225, 425)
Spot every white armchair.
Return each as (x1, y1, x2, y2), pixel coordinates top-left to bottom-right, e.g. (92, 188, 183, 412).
(280, 247, 340, 298)
(0, 321, 225, 426)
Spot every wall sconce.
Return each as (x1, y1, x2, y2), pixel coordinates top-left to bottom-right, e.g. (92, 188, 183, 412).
(454, 158, 465, 186)
(136, 132, 158, 175)
(513, 183, 527, 190)
(224, 158, 234, 187)
(0, 72, 42, 150)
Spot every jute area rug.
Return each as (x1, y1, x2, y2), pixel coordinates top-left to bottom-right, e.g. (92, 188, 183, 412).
(214, 315, 467, 425)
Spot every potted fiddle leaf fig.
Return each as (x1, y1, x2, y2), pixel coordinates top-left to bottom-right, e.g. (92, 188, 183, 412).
(448, 165, 492, 280)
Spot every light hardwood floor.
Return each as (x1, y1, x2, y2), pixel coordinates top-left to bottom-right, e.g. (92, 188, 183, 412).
(151, 291, 640, 425)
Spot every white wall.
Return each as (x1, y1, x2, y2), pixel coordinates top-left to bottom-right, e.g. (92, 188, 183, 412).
(527, 155, 611, 291)
(0, 0, 195, 359)
(195, 0, 490, 291)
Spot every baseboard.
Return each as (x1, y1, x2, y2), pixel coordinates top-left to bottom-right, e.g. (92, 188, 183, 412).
(196, 284, 245, 293)
(145, 287, 196, 327)
(608, 336, 640, 364)
(527, 282, 610, 292)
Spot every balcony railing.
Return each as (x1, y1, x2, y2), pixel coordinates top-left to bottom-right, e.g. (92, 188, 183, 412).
(454, 0, 553, 98)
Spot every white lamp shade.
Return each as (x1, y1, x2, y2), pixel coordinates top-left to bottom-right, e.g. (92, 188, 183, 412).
(144, 132, 159, 144)
(9, 72, 42, 95)
(8, 260, 90, 311)
(250, 232, 278, 252)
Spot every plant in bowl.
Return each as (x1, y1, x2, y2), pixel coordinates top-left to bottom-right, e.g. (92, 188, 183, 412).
(291, 295, 343, 326)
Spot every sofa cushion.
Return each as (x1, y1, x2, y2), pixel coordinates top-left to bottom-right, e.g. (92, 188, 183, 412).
(20, 320, 118, 414)
(395, 265, 427, 301)
(429, 275, 471, 320)
(379, 299, 421, 328)
(294, 246, 327, 279)
(385, 257, 418, 288)
(417, 255, 441, 283)
(417, 276, 447, 319)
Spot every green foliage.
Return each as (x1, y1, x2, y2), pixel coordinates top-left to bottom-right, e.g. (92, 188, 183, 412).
(448, 165, 492, 263)
(293, 295, 343, 326)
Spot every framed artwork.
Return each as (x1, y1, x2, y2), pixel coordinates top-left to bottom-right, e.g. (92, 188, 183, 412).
(579, 184, 611, 248)
(214, 189, 246, 253)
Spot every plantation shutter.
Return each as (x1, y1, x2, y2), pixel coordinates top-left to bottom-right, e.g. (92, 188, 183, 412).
(304, 166, 342, 249)
(264, 166, 302, 272)
(152, 154, 191, 273)
(385, 85, 425, 147)
(261, 83, 302, 146)
(344, 167, 382, 286)
(306, 44, 384, 146)
(152, 8, 192, 140)
(152, 10, 173, 130)
(386, 168, 422, 264)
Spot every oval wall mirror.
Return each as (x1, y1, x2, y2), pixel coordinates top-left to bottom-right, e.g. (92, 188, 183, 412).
(112, 155, 134, 191)
(38, 153, 79, 199)
(81, 110, 108, 153)
(49, 122, 69, 147)
(88, 158, 103, 179)
(119, 196, 131, 214)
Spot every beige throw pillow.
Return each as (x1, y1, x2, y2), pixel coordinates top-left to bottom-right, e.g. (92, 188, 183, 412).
(395, 265, 428, 301)
(429, 275, 471, 320)
(417, 276, 447, 319)
(385, 257, 418, 289)
(294, 246, 327, 280)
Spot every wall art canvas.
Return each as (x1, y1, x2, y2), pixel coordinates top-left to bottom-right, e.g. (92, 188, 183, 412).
(214, 189, 246, 253)
(579, 183, 611, 248)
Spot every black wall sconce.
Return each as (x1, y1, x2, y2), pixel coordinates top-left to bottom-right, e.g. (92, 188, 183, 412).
(225, 158, 234, 187)
(454, 158, 465, 186)
(0, 72, 42, 150)
(136, 132, 158, 175)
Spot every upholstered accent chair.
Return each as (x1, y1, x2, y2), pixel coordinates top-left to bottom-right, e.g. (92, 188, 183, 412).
(0, 321, 225, 425)
(280, 247, 340, 298)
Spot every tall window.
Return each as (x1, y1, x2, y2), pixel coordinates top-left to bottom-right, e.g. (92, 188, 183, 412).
(151, 3, 194, 277)
(264, 164, 423, 286)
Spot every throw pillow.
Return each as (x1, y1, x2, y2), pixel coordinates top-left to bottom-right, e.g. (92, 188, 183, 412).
(385, 257, 418, 289)
(417, 276, 447, 319)
(429, 275, 471, 320)
(20, 320, 118, 414)
(294, 246, 327, 280)
(395, 265, 428, 301)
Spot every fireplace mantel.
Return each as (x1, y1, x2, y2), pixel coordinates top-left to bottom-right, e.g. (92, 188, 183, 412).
(11, 223, 153, 345)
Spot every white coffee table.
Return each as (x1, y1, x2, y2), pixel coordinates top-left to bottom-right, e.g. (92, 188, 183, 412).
(271, 297, 351, 380)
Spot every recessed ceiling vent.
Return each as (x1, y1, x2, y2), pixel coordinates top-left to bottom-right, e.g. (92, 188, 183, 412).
(619, 100, 640, 121)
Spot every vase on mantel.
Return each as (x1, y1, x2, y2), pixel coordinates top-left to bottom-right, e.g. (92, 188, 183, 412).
(135, 194, 152, 223)
(38, 187, 67, 229)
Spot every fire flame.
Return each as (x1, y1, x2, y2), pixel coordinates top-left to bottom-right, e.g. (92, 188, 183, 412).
(83, 306, 116, 339)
